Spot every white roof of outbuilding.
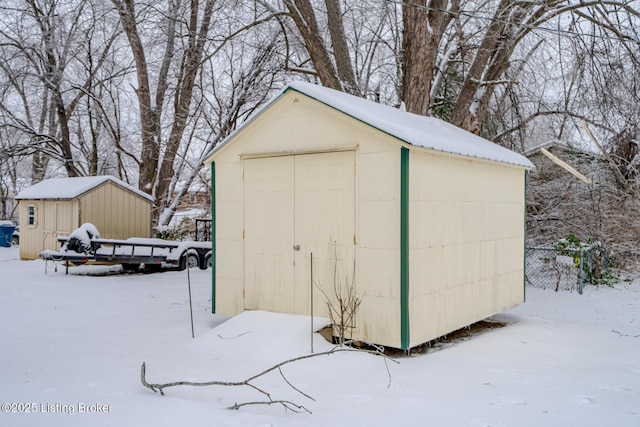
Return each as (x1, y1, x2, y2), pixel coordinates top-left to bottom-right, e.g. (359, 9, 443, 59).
(15, 176, 154, 202)
(206, 81, 533, 169)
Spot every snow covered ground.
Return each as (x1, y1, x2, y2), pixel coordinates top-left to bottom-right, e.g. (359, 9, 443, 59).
(1, 245, 638, 426)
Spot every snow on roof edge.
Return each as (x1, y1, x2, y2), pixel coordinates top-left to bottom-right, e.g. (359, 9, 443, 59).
(15, 176, 154, 202)
(204, 81, 534, 170)
(287, 82, 533, 169)
(203, 87, 290, 163)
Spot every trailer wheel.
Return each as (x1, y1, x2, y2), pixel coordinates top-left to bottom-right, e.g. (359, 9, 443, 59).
(179, 252, 199, 270)
(199, 250, 212, 270)
(122, 263, 140, 272)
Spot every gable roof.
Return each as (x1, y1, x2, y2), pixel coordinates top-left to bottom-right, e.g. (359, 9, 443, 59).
(15, 176, 154, 202)
(205, 81, 533, 169)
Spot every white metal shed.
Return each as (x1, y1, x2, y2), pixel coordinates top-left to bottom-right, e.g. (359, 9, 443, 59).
(204, 82, 533, 350)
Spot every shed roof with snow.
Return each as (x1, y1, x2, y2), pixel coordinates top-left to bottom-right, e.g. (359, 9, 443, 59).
(205, 81, 532, 350)
(15, 176, 153, 202)
(16, 176, 153, 260)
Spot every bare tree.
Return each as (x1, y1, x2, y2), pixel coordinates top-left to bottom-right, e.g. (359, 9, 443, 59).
(110, 0, 291, 224)
(274, 0, 640, 140)
(0, 0, 122, 181)
(158, 36, 284, 225)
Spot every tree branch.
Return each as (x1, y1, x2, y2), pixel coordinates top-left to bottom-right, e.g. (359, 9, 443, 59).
(228, 400, 312, 413)
(140, 347, 398, 411)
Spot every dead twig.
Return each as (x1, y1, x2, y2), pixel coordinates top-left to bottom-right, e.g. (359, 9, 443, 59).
(278, 366, 315, 401)
(228, 400, 312, 413)
(611, 328, 640, 338)
(315, 245, 363, 345)
(217, 331, 252, 340)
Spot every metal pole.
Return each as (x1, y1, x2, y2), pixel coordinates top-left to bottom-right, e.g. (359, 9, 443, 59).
(578, 250, 584, 295)
(310, 252, 314, 354)
(187, 263, 195, 338)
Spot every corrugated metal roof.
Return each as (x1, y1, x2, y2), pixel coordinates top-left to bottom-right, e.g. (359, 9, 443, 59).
(205, 81, 534, 169)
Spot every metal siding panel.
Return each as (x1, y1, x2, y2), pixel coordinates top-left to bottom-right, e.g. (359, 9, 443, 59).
(129, 191, 139, 238)
(214, 160, 244, 317)
(135, 193, 144, 237)
(80, 191, 97, 233)
(122, 190, 131, 236)
(408, 152, 526, 347)
(358, 248, 400, 299)
(99, 184, 110, 237)
(358, 295, 402, 349)
(78, 183, 151, 240)
(113, 185, 122, 237)
(356, 146, 402, 348)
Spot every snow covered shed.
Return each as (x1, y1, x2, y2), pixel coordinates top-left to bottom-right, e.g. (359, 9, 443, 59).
(204, 81, 533, 350)
(15, 176, 153, 260)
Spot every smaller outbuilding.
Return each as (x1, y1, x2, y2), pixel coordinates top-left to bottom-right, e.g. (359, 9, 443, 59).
(15, 176, 153, 260)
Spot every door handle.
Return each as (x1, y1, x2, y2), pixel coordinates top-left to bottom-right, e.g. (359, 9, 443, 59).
(293, 244, 301, 251)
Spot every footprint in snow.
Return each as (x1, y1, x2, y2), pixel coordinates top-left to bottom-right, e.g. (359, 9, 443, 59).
(576, 395, 595, 406)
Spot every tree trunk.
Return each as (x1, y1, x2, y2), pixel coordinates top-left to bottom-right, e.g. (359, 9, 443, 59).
(283, 0, 342, 90)
(401, 0, 455, 116)
(53, 91, 81, 177)
(111, 0, 158, 195)
(324, 0, 359, 95)
(401, 0, 430, 115)
(154, 0, 216, 215)
(449, 0, 512, 132)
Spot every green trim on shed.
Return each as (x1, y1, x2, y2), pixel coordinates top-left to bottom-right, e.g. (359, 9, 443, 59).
(400, 147, 410, 350)
(211, 161, 217, 313)
(524, 170, 528, 303)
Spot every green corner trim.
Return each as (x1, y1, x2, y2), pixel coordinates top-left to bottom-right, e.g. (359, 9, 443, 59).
(400, 147, 410, 350)
(524, 170, 528, 303)
(211, 161, 217, 313)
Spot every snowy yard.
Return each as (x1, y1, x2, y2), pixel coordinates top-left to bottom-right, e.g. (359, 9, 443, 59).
(0, 245, 638, 427)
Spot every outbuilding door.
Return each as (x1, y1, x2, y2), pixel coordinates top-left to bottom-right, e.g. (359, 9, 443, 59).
(243, 151, 355, 315)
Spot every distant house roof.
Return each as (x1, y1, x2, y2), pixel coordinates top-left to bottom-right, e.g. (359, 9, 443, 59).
(523, 140, 600, 158)
(15, 176, 153, 202)
(205, 81, 534, 169)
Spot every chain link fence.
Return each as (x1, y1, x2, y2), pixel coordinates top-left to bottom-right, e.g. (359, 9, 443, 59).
(525, 247, 588, 294)
(613, 249, 640, 272)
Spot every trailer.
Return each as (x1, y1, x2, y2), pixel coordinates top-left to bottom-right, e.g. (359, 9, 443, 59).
(40, 236, 212, 274)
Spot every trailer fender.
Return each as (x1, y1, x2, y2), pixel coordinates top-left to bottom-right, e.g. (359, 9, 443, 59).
(199, 250, 212, 270)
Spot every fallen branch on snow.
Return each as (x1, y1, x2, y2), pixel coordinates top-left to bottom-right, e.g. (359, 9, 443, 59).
(611, 328, 640, 338)
(140, 346, 398, 412)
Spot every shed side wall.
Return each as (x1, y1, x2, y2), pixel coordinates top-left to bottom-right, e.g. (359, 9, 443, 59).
(408, 152, 526, 346)
(78, 183, 152, 239)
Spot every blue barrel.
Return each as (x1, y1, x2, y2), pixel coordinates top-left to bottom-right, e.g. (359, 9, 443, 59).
(0, 223, 15, 247)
